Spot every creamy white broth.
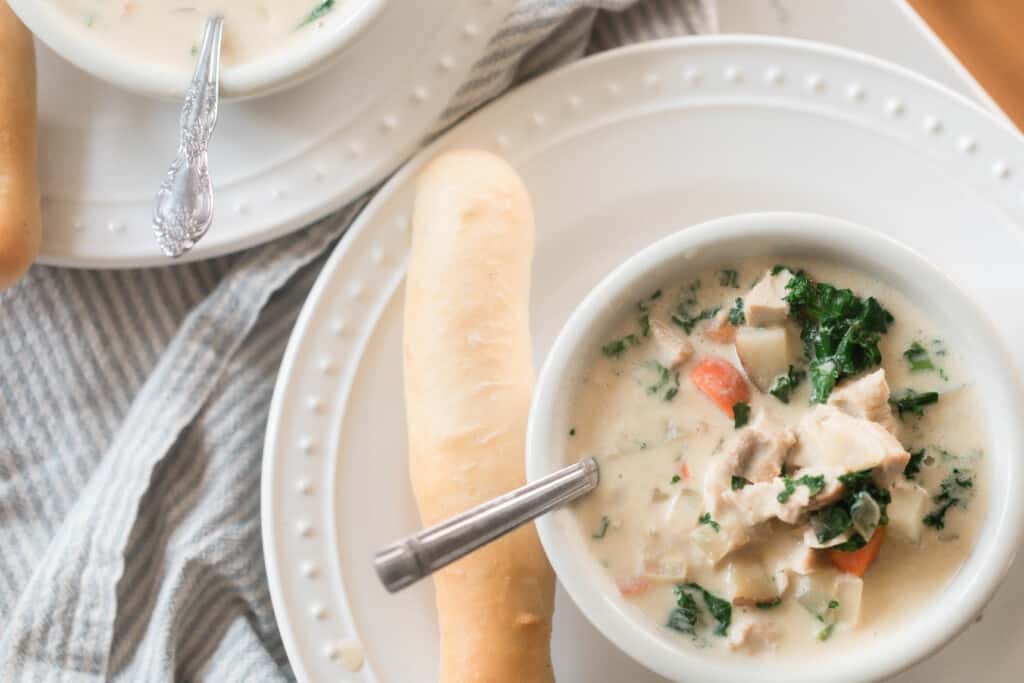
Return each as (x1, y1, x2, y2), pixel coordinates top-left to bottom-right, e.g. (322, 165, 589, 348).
(51, 1, 341, 68)
(569, 258, 987, 658)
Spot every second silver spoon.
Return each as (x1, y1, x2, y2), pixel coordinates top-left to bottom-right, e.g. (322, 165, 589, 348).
(153, 15, 223, 258)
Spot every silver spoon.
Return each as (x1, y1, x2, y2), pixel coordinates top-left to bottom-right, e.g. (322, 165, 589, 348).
(373, 458, 599, 593)
(153, 15, 224, 257)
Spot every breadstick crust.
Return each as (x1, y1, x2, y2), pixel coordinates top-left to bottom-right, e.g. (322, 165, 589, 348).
(405, 150, 555, 683)
(0, 2, 41, 290)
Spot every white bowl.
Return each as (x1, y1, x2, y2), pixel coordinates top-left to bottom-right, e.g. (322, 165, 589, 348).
(8, 0, 384, 99)
(526, 212, 1024, 683)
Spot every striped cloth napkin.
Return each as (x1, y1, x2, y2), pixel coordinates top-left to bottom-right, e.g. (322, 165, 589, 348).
(0, 1, 714, 680)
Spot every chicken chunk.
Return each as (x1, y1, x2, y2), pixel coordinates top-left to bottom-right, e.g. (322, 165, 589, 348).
(728, 616, 781, 653)
(828, 369, 900, 436)
(727, 468, 842, 526)
(744, 269, 794, 327)
(791, 405, 910, 488)
(704, 416, 796, 517)
(650, 319, 694, 369)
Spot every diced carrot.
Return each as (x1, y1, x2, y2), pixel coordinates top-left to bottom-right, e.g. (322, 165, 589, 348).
(689, 356, 750, 417)
(679, 463, 691, 481)
(617, 576, 651, 597)
(705, 320, 736, 344)
(829, 526, 885, 577)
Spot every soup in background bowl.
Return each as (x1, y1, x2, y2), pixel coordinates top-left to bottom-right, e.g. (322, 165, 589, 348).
(9, 0, 383, 98)
(527, 212, 1024, 683)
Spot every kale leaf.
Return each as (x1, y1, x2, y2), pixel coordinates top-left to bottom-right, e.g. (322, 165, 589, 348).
(684, 583, 732, 636)
(731, 475, 751, 491)
(889, 389, 939, 417)
(672, 306, 721, 335)
(728, 298, 745, 325)
(923, 468, 975, 530)
(667, 587, 700, 635)
(733, 401, 751, 428)
(777, 474, 826, 503)
(698, 512, 721, 532)
(783, 271, 894, 403)
(769, 365, 807, 404)
(904, 449, 926, 480)
(811, 468, 892, 547)
(903, 341, 935, 371)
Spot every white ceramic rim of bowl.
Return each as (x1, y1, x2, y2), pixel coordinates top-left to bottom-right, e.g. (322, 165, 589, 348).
(527, 211, 1024, 683)
(8, 0, 385, 99)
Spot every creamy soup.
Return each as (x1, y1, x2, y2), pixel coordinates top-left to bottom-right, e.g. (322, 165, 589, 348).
(569, 259, 987, 657)
(52, 1, 344, 68)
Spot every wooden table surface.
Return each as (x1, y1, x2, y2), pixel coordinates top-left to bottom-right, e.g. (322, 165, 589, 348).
(908, 0, 1024, 130)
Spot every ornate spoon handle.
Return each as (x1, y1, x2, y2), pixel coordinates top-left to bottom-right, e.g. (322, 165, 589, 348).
(153, 15, 224, 258)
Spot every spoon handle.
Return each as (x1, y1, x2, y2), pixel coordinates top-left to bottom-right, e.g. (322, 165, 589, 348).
(374, 458, 599, 593)
(153, 15, 223, 257)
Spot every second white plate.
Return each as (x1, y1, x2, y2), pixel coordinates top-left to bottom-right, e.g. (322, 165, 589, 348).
(34, 0, 514, 267)
(262, 36, 1024, 683)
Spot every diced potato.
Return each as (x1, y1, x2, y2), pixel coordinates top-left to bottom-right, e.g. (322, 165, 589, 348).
(735, 326, 794, 391)
(725, 554, 779, 606)
(834, 574, 864, 627)
(690, 523, 748, 565)
(745, 270, 793, 327)
(795, 572, 839, 623)
(888, 482, 930, 544)
(690, 524, 731, 563)
(642, 539, 690, 582)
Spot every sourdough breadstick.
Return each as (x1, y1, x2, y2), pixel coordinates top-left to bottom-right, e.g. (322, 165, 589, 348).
(0, 1, 40, 290)
(405, 150, 555, 683)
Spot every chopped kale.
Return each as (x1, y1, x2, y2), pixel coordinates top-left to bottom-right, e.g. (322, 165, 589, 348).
(812, 468, 892, 547)
(667, 587, 700, 635)
(645, 361, 680, 402)
(923, 468, 975, 530)
(733, 401, 751, 428)
(889, 389, 939, 417)
(777, 474, 826, 503)
(769, 365, 807, 404)
(672, 305, 721, 335)
(755, 597, 782, 609)
(771, 264, 793, 276)
(602, 334, 640, 358)
(300, 0, 335, 26)
(903, 341, 935, 371)
(828, 599, 839, 610)
(637, 290, 662, 337)
(719, 269, 740, 288)
(731, 475, 751, 491)
(904, 449, 925, 480)
(783, 271, 894, 403)
(637, 289, 663, 312)
(698, 512, 721, 532)
(671, 474, 681, 484)
(592, 516, 610, 539)
(728, 297, 746, 326)
(684, 583, 732, 636)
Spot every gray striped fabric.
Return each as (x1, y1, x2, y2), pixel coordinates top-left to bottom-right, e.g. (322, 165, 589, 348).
(0, 2, 713, 681)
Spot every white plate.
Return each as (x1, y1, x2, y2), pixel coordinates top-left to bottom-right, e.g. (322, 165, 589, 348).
(34, 0, 515, 267)
(262, 36, 1024, 683)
